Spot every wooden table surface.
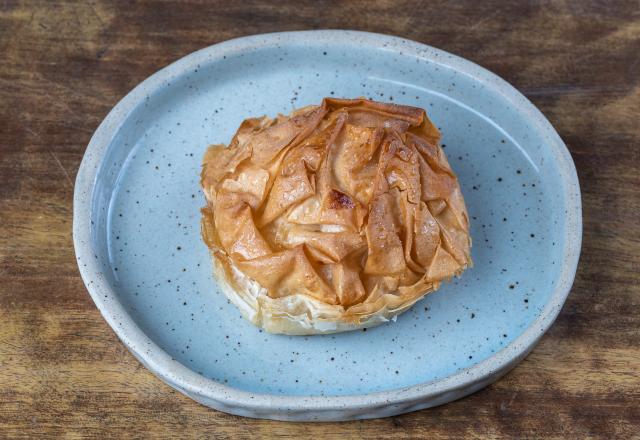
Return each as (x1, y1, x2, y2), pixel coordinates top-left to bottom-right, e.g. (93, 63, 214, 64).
(1, 0, 639, 438)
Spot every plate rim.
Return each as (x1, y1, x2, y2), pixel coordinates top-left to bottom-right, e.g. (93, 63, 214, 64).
(73, 29, 582, 419)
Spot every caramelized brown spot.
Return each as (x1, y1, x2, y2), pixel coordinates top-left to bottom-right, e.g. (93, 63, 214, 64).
(329, 189, 355, 209)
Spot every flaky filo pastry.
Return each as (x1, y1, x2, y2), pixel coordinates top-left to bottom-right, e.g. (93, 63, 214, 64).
(201, 98, 472, 334)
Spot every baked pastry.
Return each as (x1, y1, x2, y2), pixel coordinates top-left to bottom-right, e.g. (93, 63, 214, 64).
(201, 98, 471, 334)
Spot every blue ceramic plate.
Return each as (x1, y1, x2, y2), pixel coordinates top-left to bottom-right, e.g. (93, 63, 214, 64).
(73, 31, 581, 421)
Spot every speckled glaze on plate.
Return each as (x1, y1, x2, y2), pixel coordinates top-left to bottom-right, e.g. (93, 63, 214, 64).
(73, 30, 581, 421)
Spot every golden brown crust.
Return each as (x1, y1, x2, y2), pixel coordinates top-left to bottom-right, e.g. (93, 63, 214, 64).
(201, 98, 472, 334)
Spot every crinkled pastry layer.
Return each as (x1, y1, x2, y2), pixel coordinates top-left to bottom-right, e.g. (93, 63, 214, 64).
(201, 98, 472, 334)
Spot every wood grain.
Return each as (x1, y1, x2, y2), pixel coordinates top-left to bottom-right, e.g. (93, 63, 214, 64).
(1, 0, 639, 438)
